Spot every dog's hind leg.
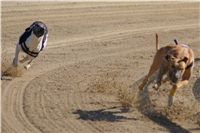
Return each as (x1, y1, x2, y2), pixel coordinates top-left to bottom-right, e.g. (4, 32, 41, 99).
(139, 63, 160, 90)
(153, 63, 168, 90)
(13, 44, 21, 67)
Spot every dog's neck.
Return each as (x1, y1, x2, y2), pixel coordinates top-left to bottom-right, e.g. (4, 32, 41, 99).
(26, 31, 43, 52)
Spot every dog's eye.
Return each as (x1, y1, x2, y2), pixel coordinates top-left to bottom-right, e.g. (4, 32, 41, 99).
(182, 57, 188, 63)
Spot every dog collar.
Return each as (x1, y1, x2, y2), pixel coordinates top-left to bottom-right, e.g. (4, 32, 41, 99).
(20, 42, 40, 58)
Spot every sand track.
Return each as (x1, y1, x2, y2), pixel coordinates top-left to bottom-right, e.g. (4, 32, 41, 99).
(2, 2, 200, 133)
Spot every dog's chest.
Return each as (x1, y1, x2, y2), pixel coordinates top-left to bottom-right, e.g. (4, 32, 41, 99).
(25, 33, 42, 52)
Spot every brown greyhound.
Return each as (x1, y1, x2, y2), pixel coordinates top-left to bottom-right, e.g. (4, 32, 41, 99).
(139, 34, 194, 107)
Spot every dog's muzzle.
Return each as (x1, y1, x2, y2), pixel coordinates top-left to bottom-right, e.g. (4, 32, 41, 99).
(33, 24, 45, 37)
(168, 69, 182, 84)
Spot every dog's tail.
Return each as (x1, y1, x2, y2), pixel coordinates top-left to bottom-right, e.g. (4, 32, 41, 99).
(156, 33, 159, 50)
(174, 39, 179, 45)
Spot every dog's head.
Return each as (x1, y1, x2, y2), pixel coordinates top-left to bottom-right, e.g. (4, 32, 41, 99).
(32, 22, 46, 38)
(165, 45, 190, 84)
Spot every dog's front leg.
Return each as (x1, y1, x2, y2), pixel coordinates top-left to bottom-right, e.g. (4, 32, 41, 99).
(24, 56, 34, 70)
(168, 85, 178, 107)
(168, 80, 188, 107)
(25, 60, 32, 70)
(13, 44, 21, 67)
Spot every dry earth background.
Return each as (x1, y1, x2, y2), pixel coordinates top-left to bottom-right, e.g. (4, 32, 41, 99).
(1, 1, 200, 133)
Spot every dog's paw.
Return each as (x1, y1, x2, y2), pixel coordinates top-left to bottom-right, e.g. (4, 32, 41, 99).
(19, 59, 25, 63)
(12, 59, 18, 67)
(153, 82, 161, 90)
(20, 56, 28, 63)
(168, 95, 174, 107)
(174, 81, 189, 88)
(174, 83, 181, 88)
(12, 64, 18, 67)
(24, 64, 31, 70)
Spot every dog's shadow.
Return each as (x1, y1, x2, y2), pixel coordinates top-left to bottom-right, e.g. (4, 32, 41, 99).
(192, 77, 200, 101)
(135, 79, 191, 133)
(193, 57, 200, 101)
(195, 58, 200, 62)
(73, 107, 137, 122)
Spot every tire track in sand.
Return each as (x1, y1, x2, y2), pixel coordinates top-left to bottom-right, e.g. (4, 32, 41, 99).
(3, 39, 149, 133)
(2, 76, 42, 133)
(2, 64, 97, 133)
(2, 50, 130, 133)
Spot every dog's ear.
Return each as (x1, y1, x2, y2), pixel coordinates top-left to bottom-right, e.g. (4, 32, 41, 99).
(165, 55, 176, 62)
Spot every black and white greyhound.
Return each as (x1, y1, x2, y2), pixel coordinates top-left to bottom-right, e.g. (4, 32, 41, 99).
(13, 21, 48, 69)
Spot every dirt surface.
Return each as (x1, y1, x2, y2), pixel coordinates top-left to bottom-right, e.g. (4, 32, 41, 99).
(1, 2, 200, 133)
